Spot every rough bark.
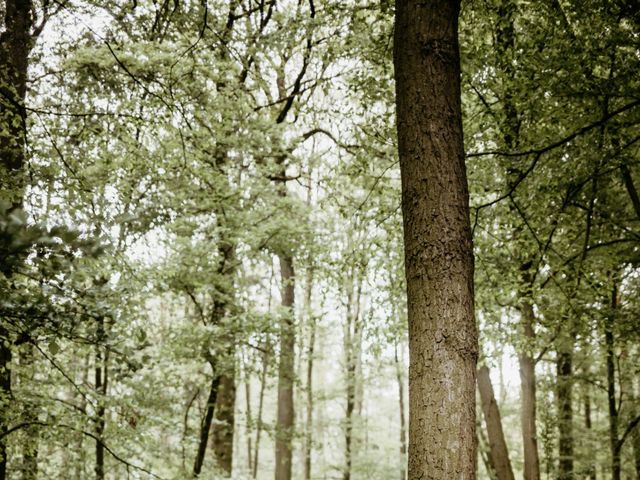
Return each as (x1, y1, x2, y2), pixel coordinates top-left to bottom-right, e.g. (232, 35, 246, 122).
(274, 253, 295, 480)
(394, 1, 478, 478)
(212, 368, 235, 475)
(477, 365, 515, 480)
(0, 2, 33, 477)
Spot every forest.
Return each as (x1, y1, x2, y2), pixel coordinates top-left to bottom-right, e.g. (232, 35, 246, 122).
(1, 0, 639, 479)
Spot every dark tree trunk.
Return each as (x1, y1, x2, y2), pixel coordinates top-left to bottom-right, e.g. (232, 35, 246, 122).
(212, 368, 235, 475)
(477, 365, 515, 480)
(0, 2, 33, 477)
(394, 1, 478, 478)
(94, 344, 108, 480)
(193, 374, 221, 477)
(274, 253, 295, 480)
(606, 282, 620, 480)
(583, 377, 596, 480)
(556, 348, 574, 480)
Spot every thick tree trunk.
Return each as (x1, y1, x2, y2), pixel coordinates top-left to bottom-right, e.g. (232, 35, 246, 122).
(477, 365, 515, 480)
(212, 368, 236, 475)
(0, 3, 33, 478)
(394, 1, 478, 478)
(274, 254, 295, 480)
(518, 300, 541, 480)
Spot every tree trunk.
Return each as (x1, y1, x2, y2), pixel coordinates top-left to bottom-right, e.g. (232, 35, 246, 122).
(275, 253, 295, 480)
(19, 345, 38, 480)
(94, 349, 108, 480)
(606, 282, 620, 480)
(303, 267, 315, 480)
(556, 348, 573, 480)
(477, 365, 515, 480)
(343, 271, 362, 480)
(393, 1, 478, 478)
(583, 377, 596, 480)
(518, 300, 541, 480)
(193, 374, 221, 476)
(252, 344, 269, 479)
(0, 3, 33, 477)
(212, 367, 236, 475)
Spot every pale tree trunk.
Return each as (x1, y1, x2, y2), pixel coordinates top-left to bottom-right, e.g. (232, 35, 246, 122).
(244, 355, 253, 474)
(252, 343, 269, 479)
(477, 365, 515, 480)
(394, 1, 478, 478)
(518, 299, 541, 480)
(303, 267, 316, 480)
(343, 270, 362, 480)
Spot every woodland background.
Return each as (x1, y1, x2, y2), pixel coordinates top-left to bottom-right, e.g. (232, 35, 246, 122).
(0, 0, 639, 479)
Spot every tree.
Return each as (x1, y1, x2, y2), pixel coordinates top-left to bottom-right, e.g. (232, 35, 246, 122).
(394, 0, 478, 478)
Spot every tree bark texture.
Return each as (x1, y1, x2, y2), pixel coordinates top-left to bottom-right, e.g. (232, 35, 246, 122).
(0, 3, 33, 478)
(212, 369, 235, 475)
(275, 254, 295, 480)
(477, 365, 515, 480)
(394, 1, 478, 478)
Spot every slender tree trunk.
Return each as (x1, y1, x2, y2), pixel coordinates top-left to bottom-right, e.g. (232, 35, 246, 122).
(244, 358, 253, 474)
(303, 267, 315, 480)
(94, 341, 108, 480)
(477, 365, 515, 480)
(394, 1, 478, 478)
(556, 348, 573, 480)
(343, 271, 361, 480)
(275, 253, 295, 480)
(583, 378, 596, 480)
(606, 282, 620, 480)
(193, 374, 221, 476)
(394, 342, 407, 480)
(0, 3, 33, 478)
(252, 345, 269, 479)
(518, 299, 541, 480)
(19, 345, 38, 480)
